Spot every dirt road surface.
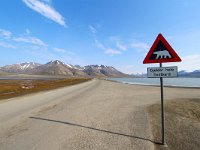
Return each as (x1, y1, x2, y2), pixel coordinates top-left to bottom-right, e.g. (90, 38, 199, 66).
(0, 79, 199, 150)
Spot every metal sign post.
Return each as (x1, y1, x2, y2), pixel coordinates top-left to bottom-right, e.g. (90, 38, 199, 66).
(159, 63, 166, 146)
(143, 33, 182, 146)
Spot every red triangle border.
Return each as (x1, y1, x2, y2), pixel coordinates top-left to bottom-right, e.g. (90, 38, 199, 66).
(143, 33, 182, 64)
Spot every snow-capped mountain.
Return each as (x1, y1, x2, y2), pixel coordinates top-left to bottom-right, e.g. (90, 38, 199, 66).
(46, 60, 65, 65)
(73, 65, 85, 70)
(178, 70, 190, 75)
(132, 73, 147, 77)
(193, 70, 200, 73)
(84, 65, 129, 77)
(0, 62, 41, 73)
(20, 62, 41, 70)
(178, 70, 200, 77)
(31, 60, 74, 76)
(0, 60, 129, 77)
(132, 70, 200, 77)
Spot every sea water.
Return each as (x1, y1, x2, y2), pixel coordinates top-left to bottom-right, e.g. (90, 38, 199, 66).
(108, 78, 200, 88)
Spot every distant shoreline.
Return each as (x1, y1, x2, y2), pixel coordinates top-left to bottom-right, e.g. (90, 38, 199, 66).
(106, 78, 200, 89)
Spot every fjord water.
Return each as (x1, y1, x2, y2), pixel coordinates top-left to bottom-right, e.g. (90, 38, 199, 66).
(108, 78, 200, 88)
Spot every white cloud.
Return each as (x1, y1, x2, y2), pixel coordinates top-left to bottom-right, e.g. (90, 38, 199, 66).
(109, 36, 120, 42)
(95, 39, 122, 56)
(66, 51, 75, 56)
(28, 45, 40, 50)
(53, 47, 66, 53)
(13, 36, 48, 46)
(22, 0, 67, 27)
(169, 54, 200, 72)
(105, 48, 121, 55)
(0, 29, 12, 39)
(94, 39, 105, 50)
(130, 41, 149, 52)
(116, 42, 127, 51)
(41, 0, 52, 3)
(25, 28, 31, 34)
(108, 36, 128, 51)
(117, 65, 135, 74)
(0, 42, 16, 49)
(53, 47, 75, 56)
(95, 37, 150, 56)
(89, 25, 97, 34)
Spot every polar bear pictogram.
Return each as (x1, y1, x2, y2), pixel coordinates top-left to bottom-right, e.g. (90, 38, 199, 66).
(153, 50, 172, 59)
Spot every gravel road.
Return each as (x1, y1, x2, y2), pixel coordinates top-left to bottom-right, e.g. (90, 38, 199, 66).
(0, 79, 199, 150)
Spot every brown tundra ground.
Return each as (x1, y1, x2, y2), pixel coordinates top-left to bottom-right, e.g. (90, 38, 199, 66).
(0, 79, 199, 150)
(0, 78, 91, 100)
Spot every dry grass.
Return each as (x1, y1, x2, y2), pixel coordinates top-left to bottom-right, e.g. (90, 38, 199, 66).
(148, 99, 200, 150)
(0, 78, 91, 100)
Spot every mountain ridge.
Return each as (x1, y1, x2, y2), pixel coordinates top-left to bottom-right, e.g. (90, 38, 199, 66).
(0, 60, 129, 78)
(131, 70, 200, 78)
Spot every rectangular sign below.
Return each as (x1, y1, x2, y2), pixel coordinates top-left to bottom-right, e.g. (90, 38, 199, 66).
(147, 66, 178, 78)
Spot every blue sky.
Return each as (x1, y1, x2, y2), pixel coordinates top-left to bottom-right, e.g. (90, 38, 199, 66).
(0, 0, 200, 73)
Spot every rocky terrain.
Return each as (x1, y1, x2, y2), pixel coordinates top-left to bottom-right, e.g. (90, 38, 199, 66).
(132, 70, 200, 78)
(178, 70, 200, 77)
(0, 60, 129, 78)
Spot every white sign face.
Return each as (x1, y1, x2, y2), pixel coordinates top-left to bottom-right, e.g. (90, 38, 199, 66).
(147, 66, 178, 78)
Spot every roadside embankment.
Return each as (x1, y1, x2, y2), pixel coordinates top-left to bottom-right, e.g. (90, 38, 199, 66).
(147, 99, 200, 150)
(0, 78, 91, 100)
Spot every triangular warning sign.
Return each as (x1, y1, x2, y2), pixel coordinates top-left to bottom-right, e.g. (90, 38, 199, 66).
(143, 33, 181, 64)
